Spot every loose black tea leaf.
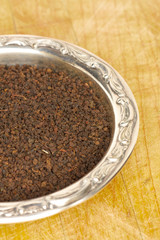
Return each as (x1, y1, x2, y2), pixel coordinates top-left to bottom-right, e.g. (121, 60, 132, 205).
(0, 64, 114, 201)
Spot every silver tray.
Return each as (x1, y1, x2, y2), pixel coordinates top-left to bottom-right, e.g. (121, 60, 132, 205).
(0, 35, 139, 223)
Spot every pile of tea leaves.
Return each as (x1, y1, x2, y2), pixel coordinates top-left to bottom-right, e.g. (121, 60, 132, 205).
(0, 64, 113, 201)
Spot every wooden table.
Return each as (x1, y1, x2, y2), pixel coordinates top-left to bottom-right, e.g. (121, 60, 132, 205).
(0, 0, 159, 239)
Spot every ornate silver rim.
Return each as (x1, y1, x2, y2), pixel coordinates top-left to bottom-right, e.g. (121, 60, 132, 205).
(0, 35, 139, 223)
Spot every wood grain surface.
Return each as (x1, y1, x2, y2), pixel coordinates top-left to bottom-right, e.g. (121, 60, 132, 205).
(0, 0, 160, 239)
